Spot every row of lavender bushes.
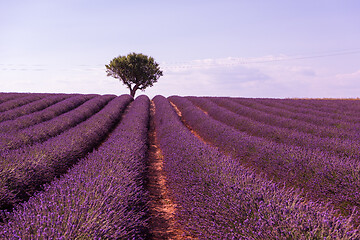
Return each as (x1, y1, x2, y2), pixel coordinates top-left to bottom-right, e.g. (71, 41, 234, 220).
(243, 98, 340, 117)
(0, 95, 132, 211)
(235, 98, 359, 126)
(0, 94, 95, 133)
(272, 98, 360, 115)
(235, 97, 360, 124)
(212, 97, 360, 141)
(231, 97, 360, 134)
(0, 95, 150, 239)
(153, 95, 359, 239)
(187, 97, 360, 160)
(0, 93, 31, 105)
(169, 96, 360, 222)
(0, 94, 47, 114)
(211, 96, 360, 162)
(0, 94, 71, 123)
(0, 95, 114, 151)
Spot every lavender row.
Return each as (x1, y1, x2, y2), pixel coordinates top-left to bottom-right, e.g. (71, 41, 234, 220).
(0, 94, 72, 124)
(283, 98, 360, 113)
(247, 98, 344, 121)
(0, 94, 96, 133)
(228, 97, 360, 138)
(233, 97, 360, 128)
(170, 96, 360, 222)
(0, 93, 47, 113)
(0, 95, 114, 151)
(210, 97, 360, 142)
(253, 98, 360, 118)
(0, 95, 133, 210)
(268, 98, 360, 117)
(0, 93, 30, 104)
(0, 95, 150, 239)
(188, 97, 360, 160)
(154, 95, 359, 239)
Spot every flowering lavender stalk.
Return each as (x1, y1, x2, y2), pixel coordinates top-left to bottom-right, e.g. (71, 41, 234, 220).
(0, 95, 150, 239)
(170, 96, 360, 223)
(187, 97, 360, 160)
(0, 94, 96, 133)
(0, 95, 115, 151)
(153, 95, 359, 239)
(0, 94, 71, 123)
(0, 95, 133, 210)
(0, 94, 46, 114)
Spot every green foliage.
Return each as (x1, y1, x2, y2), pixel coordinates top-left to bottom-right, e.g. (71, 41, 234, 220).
(105, 52, 163, 97)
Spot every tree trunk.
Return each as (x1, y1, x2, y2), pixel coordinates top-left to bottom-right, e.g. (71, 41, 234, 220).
(130, 88, 136, 97)
(130, 84, 140, 98)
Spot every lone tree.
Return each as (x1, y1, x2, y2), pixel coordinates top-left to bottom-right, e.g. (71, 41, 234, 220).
(105, 52, 163, 97)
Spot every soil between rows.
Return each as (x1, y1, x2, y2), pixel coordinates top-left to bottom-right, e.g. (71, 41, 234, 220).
(146, 101, 185, 239)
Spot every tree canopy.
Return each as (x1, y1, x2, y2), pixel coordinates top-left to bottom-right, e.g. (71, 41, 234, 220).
(105, 53, 163, 97)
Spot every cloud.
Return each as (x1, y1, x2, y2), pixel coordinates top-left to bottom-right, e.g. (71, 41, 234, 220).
(151, 56, 319, 97)
(153, 57, 272, 96)
(335, 70, 360, 80)
(149, 55, 359, 98)
(332, 70, 360, 90)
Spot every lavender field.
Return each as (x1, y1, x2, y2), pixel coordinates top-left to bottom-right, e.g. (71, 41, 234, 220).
(0, 92, 360, 239)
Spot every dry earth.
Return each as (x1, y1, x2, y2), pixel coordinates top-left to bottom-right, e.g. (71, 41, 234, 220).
(146, 101, 186, 239)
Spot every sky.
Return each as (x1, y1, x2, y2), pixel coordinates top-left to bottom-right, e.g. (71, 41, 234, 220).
(1, 0, 360, 98)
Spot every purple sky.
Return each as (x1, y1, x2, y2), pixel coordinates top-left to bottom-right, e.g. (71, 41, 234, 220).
(1, 0, 360, 98)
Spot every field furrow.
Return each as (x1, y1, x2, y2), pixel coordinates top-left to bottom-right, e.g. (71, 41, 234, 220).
(146, 100, 183, 239)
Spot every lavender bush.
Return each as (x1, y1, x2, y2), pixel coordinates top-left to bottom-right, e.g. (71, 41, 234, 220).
(0, 95, 132, 210)
(187, 97, 360, 160)
(0, 92, 359, 238)
(170, 96, 360, 222)
(231, 97, 360, 131)
(0, 95, 115, 151)
(211, 97, 360, 142)
(0, 94, 71, 123)
(0, 95, 150, 239)
(273, 98, 360, 116)
(0, 93, 29, 104)
(0, 94, 47, 114)
(0, 94, 95, 133)
(153, 95, 359, 239)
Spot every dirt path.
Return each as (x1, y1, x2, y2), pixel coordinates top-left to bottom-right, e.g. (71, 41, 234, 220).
(146, 101, 185, 239)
